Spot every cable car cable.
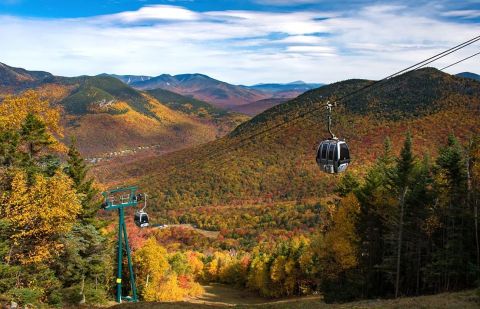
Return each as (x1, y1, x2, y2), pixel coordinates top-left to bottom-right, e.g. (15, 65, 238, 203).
(440, 50, 480, 71)
(165, 39, 480, 176)
(208, 35, 480, 156)
(150, 35, 480, 176)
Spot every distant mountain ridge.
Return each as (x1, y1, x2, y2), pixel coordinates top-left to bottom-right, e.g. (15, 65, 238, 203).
(249, 81, 323, 94)
(108, 74, 152, 85)
(229, 98, 289, 116)
(127, 73, 269, 108)
(456, 72, 480, 81)
(111, 73, 323, 110)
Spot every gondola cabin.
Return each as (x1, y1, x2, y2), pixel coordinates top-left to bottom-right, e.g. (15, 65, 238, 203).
(316, 139, 350, 174)
(134, 210, 149, 228)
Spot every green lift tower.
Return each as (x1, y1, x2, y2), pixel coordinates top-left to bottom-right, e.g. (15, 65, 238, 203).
(102, 186, 141, 303)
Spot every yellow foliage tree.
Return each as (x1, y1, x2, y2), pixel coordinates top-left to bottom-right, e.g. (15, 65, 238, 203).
(133, 238, 170, 299)
(186, 251, 204, 278)
(314, 193, 360, 279)
(0, 90, 64, 151)
(270, 255, 286, 283)
(147, 273, 185, 302)
(1, 169, 81, 264)
(134, 238, 204, 301)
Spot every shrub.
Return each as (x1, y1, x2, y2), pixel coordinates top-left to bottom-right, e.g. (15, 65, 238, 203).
(8, 288, 44, 307)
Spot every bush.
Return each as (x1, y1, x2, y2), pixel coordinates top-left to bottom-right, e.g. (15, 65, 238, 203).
(59, 284, 109, 306)
(8, 288, 44, 306)
(84, 283, 108, 305)
(60, 285, 83, 305)
(47, 289, 63, 307)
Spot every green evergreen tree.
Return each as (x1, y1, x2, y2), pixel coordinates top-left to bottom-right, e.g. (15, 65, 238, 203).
(64, 138, 99, 221)
(18, 113, 56, 178)
(389, 132, 415, 298)
(428, 134, 471, 291)
(20, 113, 53, 160)
(335, 172, 360, 197)
(355, 137, 396, 298)
(0, 130, 20, 167)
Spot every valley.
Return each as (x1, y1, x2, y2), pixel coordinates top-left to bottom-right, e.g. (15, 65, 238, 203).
(1, 63, 480, 308)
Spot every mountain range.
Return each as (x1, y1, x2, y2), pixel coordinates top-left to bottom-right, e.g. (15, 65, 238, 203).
(111, 73, 322, 109)
(0, 62, 246, 156)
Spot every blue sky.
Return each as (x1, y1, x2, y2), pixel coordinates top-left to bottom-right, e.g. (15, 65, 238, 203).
(0, 0, 479, 84)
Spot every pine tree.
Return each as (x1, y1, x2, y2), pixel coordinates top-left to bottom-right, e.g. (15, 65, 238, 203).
(19, 113, 56, 178)
(468, 136, 480, 271)
(64, 138, 99, 221)
(391, 132, 415, 298)
(20, 113, 54, 160)
(355, 137, 396, 298)
(0, 130, 20, 167)
(431, 134, 470, 291)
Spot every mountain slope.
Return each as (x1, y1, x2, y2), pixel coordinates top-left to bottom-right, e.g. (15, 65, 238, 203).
(95, 68, 480, 210)
(229, 98, 288, 116)
(0, 62, 54, 93)
(146, 88, 249, 136)
(131, 73, 269, 108)
(0, 63, 224, 156)
(55, 75, 220, 156)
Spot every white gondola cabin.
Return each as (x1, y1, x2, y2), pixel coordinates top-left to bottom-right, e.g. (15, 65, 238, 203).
(316, 139, 350, 174)
(134, 210, 149, 228)
(133, 193, 150, 228)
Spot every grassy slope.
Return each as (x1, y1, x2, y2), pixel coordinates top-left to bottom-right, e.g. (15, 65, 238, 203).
(95, 68, 480, 210)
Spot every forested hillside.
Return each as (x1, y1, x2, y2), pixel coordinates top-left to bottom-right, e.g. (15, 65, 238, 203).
(55, 75, 220, 156)
(98, 68, 480, 209)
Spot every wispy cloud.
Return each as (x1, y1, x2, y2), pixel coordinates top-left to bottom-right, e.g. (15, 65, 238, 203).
(0, 3, 478, 84)
(442, 10, 480, 19)
(253, 0, 322, 5)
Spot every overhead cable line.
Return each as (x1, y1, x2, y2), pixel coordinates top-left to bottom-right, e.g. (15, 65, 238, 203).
(213, 35, 480, 154)
(154, 35, 480, 175)
(440, 50, 480, 71)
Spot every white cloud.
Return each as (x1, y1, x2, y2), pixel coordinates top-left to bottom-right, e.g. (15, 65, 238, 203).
(105, 5, 200, 22)
(0, 4, 478, 85)
(442, 10, 480, 19)
(252, 0, 322, 6)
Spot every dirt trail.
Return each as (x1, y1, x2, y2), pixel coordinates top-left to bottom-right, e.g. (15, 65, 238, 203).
(188, 284, 321, 307)
(156, 224, 220, 239)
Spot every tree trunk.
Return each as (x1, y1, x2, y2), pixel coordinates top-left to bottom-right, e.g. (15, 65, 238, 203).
(416, 240, 421, 295)
(467, 147, 480, 269)
(395, 187, 407, 298)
